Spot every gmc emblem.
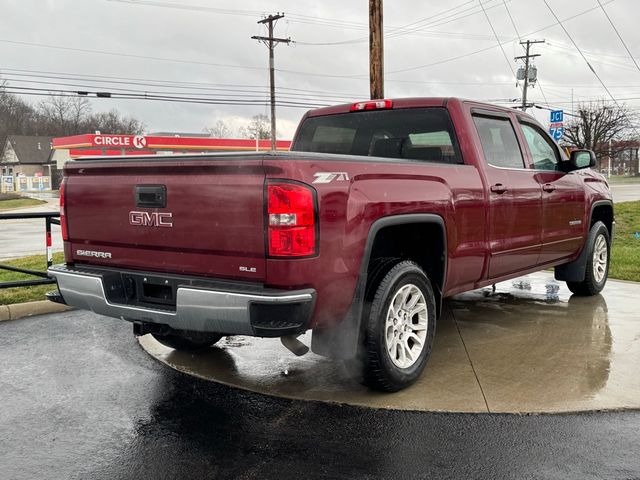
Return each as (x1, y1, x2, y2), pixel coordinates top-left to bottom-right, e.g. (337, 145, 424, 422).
(129, 211, 173, 228)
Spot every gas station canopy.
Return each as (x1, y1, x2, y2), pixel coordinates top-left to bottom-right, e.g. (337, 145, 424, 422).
(52, 133, 291, 158)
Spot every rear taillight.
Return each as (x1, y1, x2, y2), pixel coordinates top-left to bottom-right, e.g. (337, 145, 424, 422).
(60, 178, 68, 241)
(267, 182, 317, 257)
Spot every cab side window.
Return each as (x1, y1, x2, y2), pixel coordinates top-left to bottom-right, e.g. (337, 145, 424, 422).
(520, 123, 561, 171)
(473, 115, 525, 169)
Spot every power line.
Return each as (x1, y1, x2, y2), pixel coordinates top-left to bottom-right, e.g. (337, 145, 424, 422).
(294, 30, 505, 46)
(385, 0, 615, 76)
(297, 0, 512, 46)
(111, 0, 507, 45)
(0, 37, 356, 81)
(2, 85, 329, 108)
(0, 67, 364, 98)
(502, 0, 521, 40)
(106, 1, 264, 18)
(542, 1, 618, 104)
(384, 0, 511, 40)
(478, 0, 517, 80)
(0, 1, 616, 84)
(542, 0, 640, 138)
(1, 77, 352, 105)
(0, 66, 529, 90)
(545, 42, 640, 74)
(596, 0, 640, 74)
(0, 38, 265, 72)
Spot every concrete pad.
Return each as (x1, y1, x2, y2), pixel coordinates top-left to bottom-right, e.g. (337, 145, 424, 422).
(6, 300, 72, 321)
(0, 305, 10, 321)
(140, 272, 640, 413)
(140, 304, 488, 412)
(452, 273, 640, 413)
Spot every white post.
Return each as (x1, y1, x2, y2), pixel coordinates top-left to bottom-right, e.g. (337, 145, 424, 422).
(608, 139, 612, 178)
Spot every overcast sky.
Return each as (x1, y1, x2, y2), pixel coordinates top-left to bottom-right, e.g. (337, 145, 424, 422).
(2, 0, 639, 138)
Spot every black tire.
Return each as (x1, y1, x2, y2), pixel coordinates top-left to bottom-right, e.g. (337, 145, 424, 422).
(360, 260, 437, 392)
(567, 221, 610, 296)
(151, 332, 223, 351)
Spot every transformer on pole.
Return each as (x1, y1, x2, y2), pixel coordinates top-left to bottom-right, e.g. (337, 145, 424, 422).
(514, 40, 544, 111)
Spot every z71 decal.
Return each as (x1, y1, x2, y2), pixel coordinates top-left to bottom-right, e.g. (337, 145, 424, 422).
(312, 172, 350, 184)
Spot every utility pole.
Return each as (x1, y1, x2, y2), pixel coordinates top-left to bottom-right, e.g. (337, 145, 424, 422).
(369, 0, 384, 99)
(252, 14, 291, 150)
(514, 39, 544, 111)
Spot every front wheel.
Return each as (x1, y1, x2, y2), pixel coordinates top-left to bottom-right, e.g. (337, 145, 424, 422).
(151, 332, 223, 351)
(360, 261, 437, 392)
(567, 221, 610, 296)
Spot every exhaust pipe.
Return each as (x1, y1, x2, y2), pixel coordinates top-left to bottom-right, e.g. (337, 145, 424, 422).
(280, 334, 309, 357)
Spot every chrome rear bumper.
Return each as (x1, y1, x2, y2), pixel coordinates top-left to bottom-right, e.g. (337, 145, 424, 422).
(48, 264, 315, 337)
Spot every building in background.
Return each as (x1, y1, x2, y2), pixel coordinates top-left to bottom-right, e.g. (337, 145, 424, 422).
(599, 140, 640, 177)
(0, 135, 57, 191)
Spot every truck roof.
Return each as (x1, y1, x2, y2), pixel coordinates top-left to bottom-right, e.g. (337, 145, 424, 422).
(305, 97, 534, 120)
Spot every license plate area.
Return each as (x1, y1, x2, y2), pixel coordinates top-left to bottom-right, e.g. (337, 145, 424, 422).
(102, 271, 178, 311)
(132, 274, 176, 308)
(142, 281, 174, 304)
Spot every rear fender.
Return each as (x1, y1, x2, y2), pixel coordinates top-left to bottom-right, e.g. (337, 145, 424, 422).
(311, 214, 446, 359)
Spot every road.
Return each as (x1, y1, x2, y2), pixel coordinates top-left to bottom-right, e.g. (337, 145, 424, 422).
(610, 182, 640, 203)
(0, 199, 62, 261)
(0, 310, 639, 480)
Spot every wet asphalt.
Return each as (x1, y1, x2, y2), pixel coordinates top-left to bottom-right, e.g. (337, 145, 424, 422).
(1, 310, 639, 480)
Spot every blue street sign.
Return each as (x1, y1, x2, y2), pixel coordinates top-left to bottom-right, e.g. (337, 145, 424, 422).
(549, 126, 564, 141)
(550, 110, 564, 123)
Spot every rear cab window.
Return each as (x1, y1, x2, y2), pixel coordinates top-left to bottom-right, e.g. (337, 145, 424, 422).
(292, 107, 464, 165)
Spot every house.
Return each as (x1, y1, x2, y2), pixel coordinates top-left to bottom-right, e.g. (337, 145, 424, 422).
(0, 135, 58, 189)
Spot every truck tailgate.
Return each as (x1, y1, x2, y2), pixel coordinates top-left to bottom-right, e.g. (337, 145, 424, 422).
(64, 157, 266, 282)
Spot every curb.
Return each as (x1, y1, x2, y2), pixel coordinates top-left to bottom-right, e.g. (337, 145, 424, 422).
(0, 300, 73, 322)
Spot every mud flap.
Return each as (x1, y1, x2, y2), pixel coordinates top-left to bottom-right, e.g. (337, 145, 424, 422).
(311, 312, 360, 360)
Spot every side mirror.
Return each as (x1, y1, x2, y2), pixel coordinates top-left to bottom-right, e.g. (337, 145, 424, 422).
(568, 149, 596, 171)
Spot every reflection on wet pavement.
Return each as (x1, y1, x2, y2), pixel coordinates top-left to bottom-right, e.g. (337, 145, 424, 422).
(140, 272, 640, 413)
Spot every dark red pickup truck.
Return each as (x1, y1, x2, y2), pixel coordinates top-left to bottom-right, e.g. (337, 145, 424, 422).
(48, 97, 614, 391)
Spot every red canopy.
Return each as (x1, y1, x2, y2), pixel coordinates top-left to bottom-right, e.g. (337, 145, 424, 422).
(53, 134, 291, 158)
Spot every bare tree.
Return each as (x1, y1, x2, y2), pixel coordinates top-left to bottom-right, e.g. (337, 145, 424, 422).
(563, 102, 633, 159)
(37, 96, 91, 136)
(239, 114, 271, 140)
(84, 109, 144, 134)
(1, 90, 143, 140)
(203, 120, 233, 138)
(0, 82, 39, 145)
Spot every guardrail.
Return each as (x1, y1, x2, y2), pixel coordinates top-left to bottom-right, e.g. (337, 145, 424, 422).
(0, 212, 60, 289)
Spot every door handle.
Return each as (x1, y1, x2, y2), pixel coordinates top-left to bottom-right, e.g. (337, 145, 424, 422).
(490, 183, 508, 194)
(542, 183, 556, 193)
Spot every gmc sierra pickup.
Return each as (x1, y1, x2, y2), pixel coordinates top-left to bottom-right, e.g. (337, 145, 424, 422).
(48, 97, 614, 391)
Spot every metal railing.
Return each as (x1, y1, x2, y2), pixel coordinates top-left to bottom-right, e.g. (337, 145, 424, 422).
(0, 212, 60, 288)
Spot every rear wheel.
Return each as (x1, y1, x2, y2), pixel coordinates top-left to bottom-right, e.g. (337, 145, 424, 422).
(566, 221, 610, 296)
(359, 260, 437, 392)
(151, 332, 223, 351)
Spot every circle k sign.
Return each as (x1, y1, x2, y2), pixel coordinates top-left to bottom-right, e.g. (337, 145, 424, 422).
(133, 135, 147, 149)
